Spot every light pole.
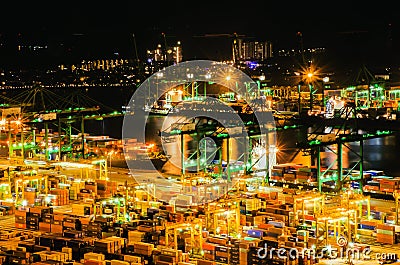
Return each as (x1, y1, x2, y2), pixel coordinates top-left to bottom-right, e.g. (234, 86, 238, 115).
(108, 151, 114, 169)
(304, 68, 316, 111)
(295, 71, 304, 114)
(395, 190, 399, 225)
(267, 145, 279, 185)
(205, 73, 211, 98)
(297, 82, 303, 114)
(307, 72, 315, 111)
(187, 73, 194, 101)
(322, 76, 329, 107)
(156, 72, 163, 103)
(259, 74, 266, 99)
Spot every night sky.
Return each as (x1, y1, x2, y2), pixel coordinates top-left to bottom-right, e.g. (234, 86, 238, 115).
(0, 1, 399, 68)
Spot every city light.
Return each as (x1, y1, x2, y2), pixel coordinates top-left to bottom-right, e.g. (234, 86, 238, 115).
(0, 17, 398, 265)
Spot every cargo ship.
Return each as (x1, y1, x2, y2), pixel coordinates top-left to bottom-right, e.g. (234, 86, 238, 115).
(110, 150, 169, 170)
(86, 136, 169, 171)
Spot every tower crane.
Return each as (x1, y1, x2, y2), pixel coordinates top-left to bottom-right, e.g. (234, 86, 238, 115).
(161, 32, 170, 64)
(132, 33, 146, 81)
(297, 31, 306, 66)
(131, 33, 140, 67)
(132, 33, 139, 68)
(161, 32, 168, 51)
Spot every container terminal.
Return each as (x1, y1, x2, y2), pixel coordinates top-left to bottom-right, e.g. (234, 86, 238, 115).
(0, 80, 399, 265)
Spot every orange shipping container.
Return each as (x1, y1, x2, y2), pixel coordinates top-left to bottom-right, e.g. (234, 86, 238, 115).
(377, 224, 395, 231)
(39, 222, 51, 232)
(202, 242, 216, 251)
(51, 224, 63, 234)
(15, 223, 26, 229)
(376, 234, 394, 244)
(258, 223, 274, 230)
(15, 209, 28, 217)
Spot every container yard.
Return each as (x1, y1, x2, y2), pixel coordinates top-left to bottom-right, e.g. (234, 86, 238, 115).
(0, 61, 399, 265)
(0, 100, 399, 265)
(0, 157, 397, 265)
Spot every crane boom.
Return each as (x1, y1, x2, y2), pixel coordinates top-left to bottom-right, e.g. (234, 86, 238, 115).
(132, 33, 139, 65)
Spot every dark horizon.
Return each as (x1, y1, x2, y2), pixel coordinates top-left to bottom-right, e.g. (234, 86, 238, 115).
(0, 28, 397, 69)
(0, 1, 399, 74)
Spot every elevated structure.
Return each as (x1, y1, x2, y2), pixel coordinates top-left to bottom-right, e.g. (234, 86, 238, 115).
(2, 85, 123, 163)
(297, 103, 394, 193)
(160, 106, 276, 184)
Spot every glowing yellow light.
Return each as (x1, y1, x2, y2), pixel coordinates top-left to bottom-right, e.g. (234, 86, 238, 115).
(226, 76, 231, 81)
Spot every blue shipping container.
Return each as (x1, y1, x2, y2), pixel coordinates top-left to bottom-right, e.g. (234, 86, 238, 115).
(247, 229, 264, 238)
(359, 224, 375, 230)
(351, 182, 360, 189)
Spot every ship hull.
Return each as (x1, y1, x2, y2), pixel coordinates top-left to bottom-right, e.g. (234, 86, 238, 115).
(110, 158, 168, 171)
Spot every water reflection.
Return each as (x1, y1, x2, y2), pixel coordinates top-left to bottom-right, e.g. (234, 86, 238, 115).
(146, 116, 400, 176)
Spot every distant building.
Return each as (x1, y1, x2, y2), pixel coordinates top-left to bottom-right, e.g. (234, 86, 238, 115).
(147, 41, 182, 66)
(232, 38, 273, 63)
(74, 59, 129, 71)
(147, 44, 165, 63)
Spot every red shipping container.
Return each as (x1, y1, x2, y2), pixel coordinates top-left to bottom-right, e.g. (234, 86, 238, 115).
(258, 223, 274, 229)
(364, 185, 379, 191)
(202, 242, 216, 251)
(84, 260, 105, 265)
(304, 214, 315, 221)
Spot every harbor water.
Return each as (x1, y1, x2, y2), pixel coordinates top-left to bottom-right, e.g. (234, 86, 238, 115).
(86, 115, 400, 177)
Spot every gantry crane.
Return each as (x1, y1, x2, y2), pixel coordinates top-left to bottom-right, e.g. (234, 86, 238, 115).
(312, 191, 370, 248)
(164, 218, 203, 256)
(292, 191, 325, 227)
(297, 103, 394, 193)
(160, 106, 276, 183)
(14, 174, 49, 206)
(203, 197, 241, 237)
(2, 85, 123, 162)
(93, 196, 127, 222)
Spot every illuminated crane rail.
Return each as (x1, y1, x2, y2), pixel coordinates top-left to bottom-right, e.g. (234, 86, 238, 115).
(300, 115, 400, 131)
(23, 108, 124, 123)
(298, 130, 393, 149)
